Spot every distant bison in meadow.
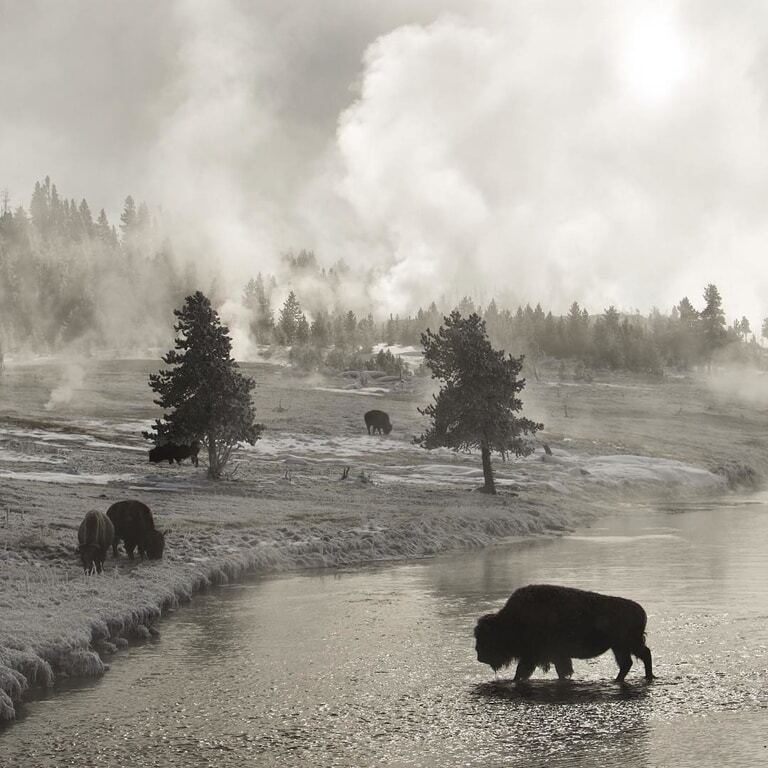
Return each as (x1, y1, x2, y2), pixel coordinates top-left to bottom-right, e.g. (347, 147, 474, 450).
(364, 410, 392, 435)
(148, 440, 200, 467)
(77, 509, 114, 574)
(474, 584, 654, 682)
(107, 500, 165, 560)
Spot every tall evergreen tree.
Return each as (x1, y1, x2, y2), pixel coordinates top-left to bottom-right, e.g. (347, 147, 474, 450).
(700, 283, 727, 363)
(144, 291, 262, 479)
(739, 316, 751, 342)
(416, 311, 542, 494)
(310, 310, 330, 347)
(277, 290, 303, 344)
(119, 195, 137, 239)
(78, 199, 93, 238)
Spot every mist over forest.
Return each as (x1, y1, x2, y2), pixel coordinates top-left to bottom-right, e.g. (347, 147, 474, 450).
(1, 176, 764, 378)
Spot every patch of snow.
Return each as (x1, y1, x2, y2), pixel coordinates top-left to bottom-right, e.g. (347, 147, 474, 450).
(0, 469, 135, 485)
(313, 386, 386, 397)
(0, 449, 65, 465)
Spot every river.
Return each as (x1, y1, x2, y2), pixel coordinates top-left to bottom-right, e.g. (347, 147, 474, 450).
(2, 495, 767, 767)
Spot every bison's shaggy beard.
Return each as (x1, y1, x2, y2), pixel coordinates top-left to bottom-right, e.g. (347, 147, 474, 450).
(474, 613, 518, 672)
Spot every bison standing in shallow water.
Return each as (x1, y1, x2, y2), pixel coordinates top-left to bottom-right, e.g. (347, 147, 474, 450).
(364, 410, 392, 435)
(474, 584, 654, 682)
(77, 510, 114, 574)
(107, 500, 165, 560)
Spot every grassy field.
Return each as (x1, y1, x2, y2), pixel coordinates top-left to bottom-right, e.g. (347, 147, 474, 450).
(1, 357, 766, 720)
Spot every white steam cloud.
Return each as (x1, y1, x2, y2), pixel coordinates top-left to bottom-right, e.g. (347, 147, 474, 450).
(44, 363, 85, 411)
(3, 1, 768, 323)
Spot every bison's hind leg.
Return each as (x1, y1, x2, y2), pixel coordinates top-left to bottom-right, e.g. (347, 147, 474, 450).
(613, 649, 633, 682)
(554, 657, 574, 680)
(635, 645, 654, 681)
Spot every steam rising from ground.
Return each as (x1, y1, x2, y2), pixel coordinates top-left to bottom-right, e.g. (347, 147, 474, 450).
(3, 1, 768, 322)
(44, 364, 85, 411)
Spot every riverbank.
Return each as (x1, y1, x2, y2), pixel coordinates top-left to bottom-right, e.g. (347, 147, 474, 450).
(1, 360, 766, 722)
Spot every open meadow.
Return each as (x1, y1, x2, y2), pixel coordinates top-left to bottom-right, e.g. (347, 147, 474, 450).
(1, 357, 767, 720)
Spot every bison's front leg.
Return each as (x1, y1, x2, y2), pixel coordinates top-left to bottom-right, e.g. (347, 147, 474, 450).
(554, 657, 573, 680)
(513, 658, 536, 682)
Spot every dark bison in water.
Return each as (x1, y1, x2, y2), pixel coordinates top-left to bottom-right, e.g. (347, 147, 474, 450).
(77, 509, 114, 574)
(364, 410, 392, 435)
(107, 500, 165, 560)
(474, 584, 654, 682)
(148, 440, 200, 467)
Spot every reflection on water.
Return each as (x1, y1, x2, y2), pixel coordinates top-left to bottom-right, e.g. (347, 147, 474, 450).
(2, 499, 768, 766)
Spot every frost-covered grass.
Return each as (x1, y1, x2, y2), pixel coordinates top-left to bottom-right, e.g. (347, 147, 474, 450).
(1, 360, 767, 721)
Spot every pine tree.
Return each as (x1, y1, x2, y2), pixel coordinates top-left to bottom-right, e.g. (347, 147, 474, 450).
(296, 313, 310, 344)
(144, 291, 262, 479)
(277, 291, 303, 344)
(739, 316, 751, 342)
(96, 209, 114, 244)
(243, 274, 274, 343)
(416, 311, 542, 494)
(30, 178, 51, 237)
(700, 283, 727, 364)
(78, 199, 93, 239)
(566, 301, 589, 357)
(310, 310, 330, 347)
(120, 195, 137, 240)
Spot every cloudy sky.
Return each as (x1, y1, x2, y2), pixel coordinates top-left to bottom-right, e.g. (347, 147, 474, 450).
(2, 0, 767, 322)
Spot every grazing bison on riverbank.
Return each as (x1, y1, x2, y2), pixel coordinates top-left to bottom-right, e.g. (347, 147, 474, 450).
(474, 584, 654, 682)
(364, 410, 392, 435)
(148, 440, 200, 467)
(77, 510, 114, 574)
(107, 500, 165, 560)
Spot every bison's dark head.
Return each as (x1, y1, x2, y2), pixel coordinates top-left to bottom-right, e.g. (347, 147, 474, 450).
(474, 612, 514, 672)
(78, 544, 100, 575)
(148, 446, 162, 463)
(144, 529, 165, 560)
(383, 422, 392, 435)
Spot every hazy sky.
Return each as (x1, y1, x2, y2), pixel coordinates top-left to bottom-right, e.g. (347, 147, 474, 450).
(2, 0, 768, 322)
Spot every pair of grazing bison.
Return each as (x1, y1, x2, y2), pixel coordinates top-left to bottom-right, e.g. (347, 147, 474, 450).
(474, 584, 654, 682)
(77, 500, 165, 574)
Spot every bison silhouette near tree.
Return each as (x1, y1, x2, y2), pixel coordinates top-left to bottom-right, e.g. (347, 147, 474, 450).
(144, 291, 262, 480)
(416, 311, 542, 494)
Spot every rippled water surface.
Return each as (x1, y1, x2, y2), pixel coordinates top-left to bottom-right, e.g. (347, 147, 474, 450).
(3, 498, 768, 766)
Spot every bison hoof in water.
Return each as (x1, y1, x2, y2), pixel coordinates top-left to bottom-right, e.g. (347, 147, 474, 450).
(474, 584, 654, 682)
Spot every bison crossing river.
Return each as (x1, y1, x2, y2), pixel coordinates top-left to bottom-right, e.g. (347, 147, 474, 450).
(474, 584, 654, 682)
